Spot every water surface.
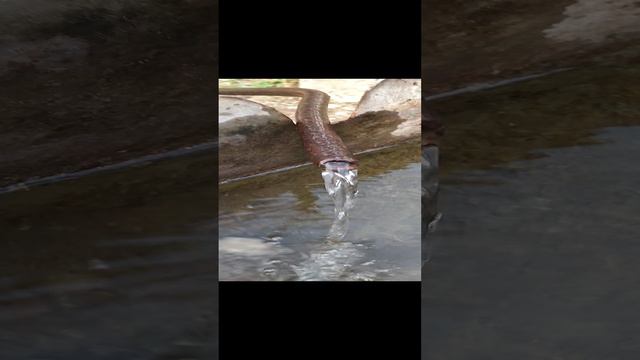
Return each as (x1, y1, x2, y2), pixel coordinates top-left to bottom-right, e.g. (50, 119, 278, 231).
(423, 66, 640, 359)
(0, 153, 217, 359)
(219, 144, 421, 281)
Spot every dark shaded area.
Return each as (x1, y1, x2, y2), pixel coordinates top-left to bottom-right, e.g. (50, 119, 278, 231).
(0, 153, 218, 359)
(219, 0, 420, 78)
(423, 0, 640, 93)
(424, 23, 640, 360)
(424, 125, 640, 360)
(0, 1, 218, 358)
(434, 65, 640, 174)
(220, 282, 420, 358)
(423, 1, 640, 358)
(0, 0, 217, 187)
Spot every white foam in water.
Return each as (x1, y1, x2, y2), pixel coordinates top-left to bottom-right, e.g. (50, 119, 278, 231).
(291, 241, 370, 281)
(282, 162, 364, 281)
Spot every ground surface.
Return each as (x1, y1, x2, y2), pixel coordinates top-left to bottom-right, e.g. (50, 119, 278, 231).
(0, 0, 217, 187)
(423, 0, 640, 94)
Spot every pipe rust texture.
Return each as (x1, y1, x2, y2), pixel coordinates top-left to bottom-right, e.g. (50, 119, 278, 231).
(219, 87, 358, 167)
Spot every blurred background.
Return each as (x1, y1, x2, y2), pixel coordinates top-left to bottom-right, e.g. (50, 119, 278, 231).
(423, 1, 640, 359)
(0, 0, 216, 187)
(0, 1, 218, 359)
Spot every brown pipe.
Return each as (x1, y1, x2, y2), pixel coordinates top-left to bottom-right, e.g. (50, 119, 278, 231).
(219, 87, 358, 168)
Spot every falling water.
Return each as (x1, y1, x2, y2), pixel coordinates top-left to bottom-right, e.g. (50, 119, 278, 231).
(287, 161, 361, 280)
(321, 161, 359, 241)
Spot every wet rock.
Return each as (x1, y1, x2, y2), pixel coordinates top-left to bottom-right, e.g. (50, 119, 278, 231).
(354, 79, 421, 114)
(218, 97, 307, 182)
(354, 79, 421, 138)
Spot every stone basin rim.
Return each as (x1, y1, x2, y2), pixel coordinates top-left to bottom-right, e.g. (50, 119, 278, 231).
(218, 142, 412, 186)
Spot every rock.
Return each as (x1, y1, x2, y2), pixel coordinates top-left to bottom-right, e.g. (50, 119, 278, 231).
(218, 96, 307, 182)
(354, 79, 422, 139)
(219, 237, 289, 257)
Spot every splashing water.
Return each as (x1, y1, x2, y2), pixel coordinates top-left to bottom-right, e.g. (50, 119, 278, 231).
(292, 241, 369, 281)
(288, 162, 362, 280)
(321, 161, 358, 241)
(222, 161, 362, 281)
(293, 161, 368, 281)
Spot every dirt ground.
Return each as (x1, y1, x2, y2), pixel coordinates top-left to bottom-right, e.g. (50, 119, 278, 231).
(0, 0, 217, 187)
(423, 0, 640, 94)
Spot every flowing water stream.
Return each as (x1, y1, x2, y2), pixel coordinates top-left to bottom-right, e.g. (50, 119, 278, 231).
(321, 161, 359, 241)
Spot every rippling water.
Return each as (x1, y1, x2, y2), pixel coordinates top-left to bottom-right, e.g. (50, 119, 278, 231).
(422, 64, 640, 359)
(424, 127, 640, 359)
(0, 153, 218, 359)
(219, 143, 421, 281)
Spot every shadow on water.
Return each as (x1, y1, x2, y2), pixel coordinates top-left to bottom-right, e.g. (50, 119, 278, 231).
(0, 153, 218, 359)
(423, 65, 640, 359)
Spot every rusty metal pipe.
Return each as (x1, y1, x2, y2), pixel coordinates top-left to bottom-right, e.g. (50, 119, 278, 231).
(218, 87, 358, 169)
